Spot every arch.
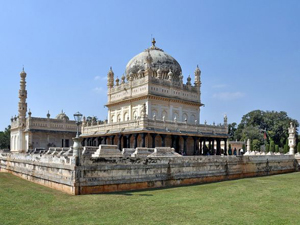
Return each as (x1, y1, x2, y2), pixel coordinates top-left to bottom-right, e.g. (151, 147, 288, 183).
(191, 114, 196, 124)
(162, 110, 168, 120)
(151, 109, 158, 118)
(173, 112, 179, 121)
(117, 114, 121, 122)
(182, 113, 188, 122)
(123, 112, 129, 121)
(132, 111, 138, 120)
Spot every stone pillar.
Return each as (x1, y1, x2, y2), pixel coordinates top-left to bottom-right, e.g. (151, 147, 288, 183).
(288, 122, 296, 155)
(125, 134, 132, 148)
(208, 139, 211, 151)
(160, 134, 166, 147)
(110, 135, 115, 145)
(247, 139, 251, 153)
(150, 133, 157, 148)
(216, 139, 221, 155)
(103, 136, 107, 145)
(171, 135, 177, 149)
(193, 136, 198, 155)
(99, 137, 103, 146)
(72, 137, 82, 166)
(212, 139, 215, 155)
(81, 138, 86, 147)
(182, 135, 187, 155)
(199, 138, 203, 155)
(133, 133, 139, 148)
(141, 133, 146, 147)
(92, 137, 96, 146)
(118, 134, 122, 151)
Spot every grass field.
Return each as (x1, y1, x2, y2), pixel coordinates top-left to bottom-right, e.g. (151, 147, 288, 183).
(0, 172, 300, 225)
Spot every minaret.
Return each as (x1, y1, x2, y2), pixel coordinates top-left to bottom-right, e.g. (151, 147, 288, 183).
(18, 67, 28, 127)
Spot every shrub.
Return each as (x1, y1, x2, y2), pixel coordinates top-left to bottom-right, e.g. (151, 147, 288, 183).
(270, 141, 275, 152)
(275, 145, 279, 153)
(265, 144, 270, 152)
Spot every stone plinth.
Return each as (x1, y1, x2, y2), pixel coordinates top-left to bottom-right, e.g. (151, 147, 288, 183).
(148, 147, 182, 157)
(122, 148, 136, 157)
(92, 145, 122, 158)
(131, 147, 154, 157)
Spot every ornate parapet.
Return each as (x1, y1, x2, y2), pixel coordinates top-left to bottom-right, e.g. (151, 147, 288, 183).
(81, 117, 227, 138)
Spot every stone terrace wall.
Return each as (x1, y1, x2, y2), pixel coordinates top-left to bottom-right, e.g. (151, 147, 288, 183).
(0, 152, 77, 194)
(76, 155, 298, 195)
(0, 151, 298, 195)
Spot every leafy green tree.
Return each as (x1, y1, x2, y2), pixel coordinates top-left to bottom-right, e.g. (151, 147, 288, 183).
(0, 125, 11, 149)
(252, 139, 260, 151)
(297, 142, 300, 154)
(242, 143, 246, 151)
(228, 122, 237, 141)
(234, 110, 298, 147)
(270, 140, 275, 152)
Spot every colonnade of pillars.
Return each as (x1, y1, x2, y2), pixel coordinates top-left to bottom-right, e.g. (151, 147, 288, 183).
(82, 133, 227, 156)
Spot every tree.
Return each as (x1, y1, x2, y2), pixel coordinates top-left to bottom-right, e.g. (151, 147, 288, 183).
(252, 139, 260, 151)
(228, 122, 237, 141)
(0, 125, 11, 149)
(234, 110, 298, 147)
(270, 140, 275, 152)
(297, 142, 300, 154)
(242, 143, 246, 151)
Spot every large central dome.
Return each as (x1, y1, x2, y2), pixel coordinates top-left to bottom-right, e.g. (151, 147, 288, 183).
(125, 39, 182, 78)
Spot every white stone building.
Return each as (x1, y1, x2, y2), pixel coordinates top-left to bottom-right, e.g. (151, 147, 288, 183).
(10, 69, 78, 152)
(81, 39, 228, 155)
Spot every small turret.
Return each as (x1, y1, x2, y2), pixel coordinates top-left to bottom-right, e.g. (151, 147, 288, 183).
(186, 75, 191, 85)
(115, 77, 119, 86)
(121, 74, 125, 84)
(194, 65, 201, 87)
(107, 67, 114, 87)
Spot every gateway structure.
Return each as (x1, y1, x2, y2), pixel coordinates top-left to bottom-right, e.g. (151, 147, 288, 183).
(81, 39, 228, 155)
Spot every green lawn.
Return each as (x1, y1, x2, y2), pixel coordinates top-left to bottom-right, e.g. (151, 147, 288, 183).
(0, 172, 300, 225)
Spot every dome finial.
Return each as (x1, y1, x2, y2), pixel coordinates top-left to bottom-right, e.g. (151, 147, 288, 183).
(152, 38, 156, 47)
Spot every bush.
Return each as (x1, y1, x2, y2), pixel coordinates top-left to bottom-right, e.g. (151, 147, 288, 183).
(265, 144, 270, 152)
(242, 143, 246, 151)
(275, 145, 279, 153)
(252, 139, 260, 151)
(284, 144, 289, 153)
(270, 141, 275, 152)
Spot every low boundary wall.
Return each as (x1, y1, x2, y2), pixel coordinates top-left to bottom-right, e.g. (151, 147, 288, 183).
(1, 152, 299, 195)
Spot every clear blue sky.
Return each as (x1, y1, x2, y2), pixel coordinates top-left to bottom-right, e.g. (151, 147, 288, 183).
(0, 0, 299, 131)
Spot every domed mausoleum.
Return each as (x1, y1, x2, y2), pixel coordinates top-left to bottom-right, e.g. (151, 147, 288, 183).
(81, 39, 228, 155)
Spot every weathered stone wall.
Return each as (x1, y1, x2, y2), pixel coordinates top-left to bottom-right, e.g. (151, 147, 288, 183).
(0, 152, 76, 194)
(76, 155, 298, 195)
(0, 151, 298, 195)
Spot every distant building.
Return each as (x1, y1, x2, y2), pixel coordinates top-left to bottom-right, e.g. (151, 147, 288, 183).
(10, 69, 77, 152)
(81, 39, 228, 155)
